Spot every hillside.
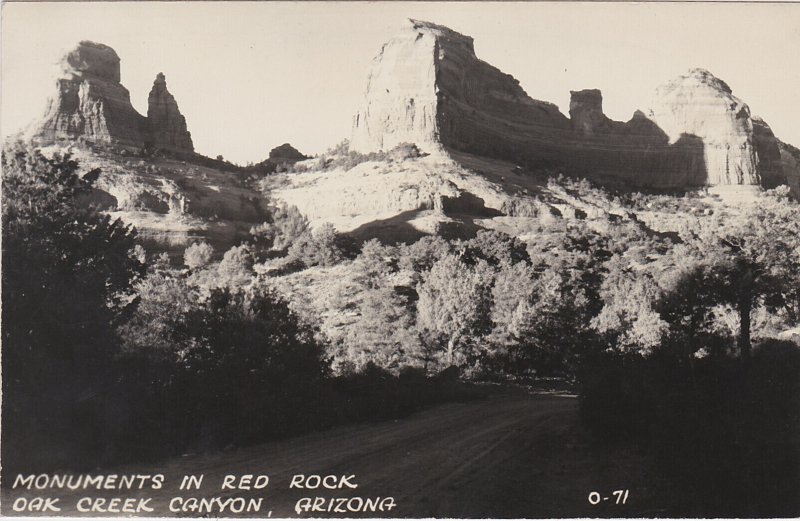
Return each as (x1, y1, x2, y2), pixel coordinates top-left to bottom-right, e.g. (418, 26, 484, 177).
(29, 143, 267, 257)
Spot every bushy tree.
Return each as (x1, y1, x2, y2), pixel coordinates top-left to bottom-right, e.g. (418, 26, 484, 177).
(353, 239, 397, 289)
(416, 254, 494, 369)
(689, 188, 800, 355)
(463, 229, 530, 266)
(591, 264, 669, 355)
(397, 235, 453, 275)
(287, 222, 346, 267)
(340, 285, 423, 374)
(217, 244, 255, 285)
(176, 287, 328, 444)
(119, 266, 200, 357)
(250, 202, 310, 252)
(1, 144, 144, 472)
(184, 241, 214, 269)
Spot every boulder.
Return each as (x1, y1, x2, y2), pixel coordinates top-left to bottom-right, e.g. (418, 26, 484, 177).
(268, 143, 307, 163)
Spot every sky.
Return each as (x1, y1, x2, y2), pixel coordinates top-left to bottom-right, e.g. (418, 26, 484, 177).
(2, 2, 799, 164)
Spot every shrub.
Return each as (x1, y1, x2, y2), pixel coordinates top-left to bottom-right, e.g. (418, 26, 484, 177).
(183, 241, 214, 269)
(315, 140, 424, 172)
(217, 244, 255, 283)
(250, 203, 310, 252)
(286, 223, 351, 268)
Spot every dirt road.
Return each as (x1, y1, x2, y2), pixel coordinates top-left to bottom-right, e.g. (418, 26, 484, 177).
(3, 390, 664, 517)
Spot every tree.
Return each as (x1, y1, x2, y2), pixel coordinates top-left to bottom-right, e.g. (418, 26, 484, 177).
(1, 144, 144, 472)
(217, 244, 255, 285)
(176, 287, 328, 444)
(463, 229, 530, 266)
(340, 285, 424, 374)
(287, 222, 346, 267)
(353, 239, 397, 289)
(416, 254, 494, 369)
(591, 264, 669, 355)
(689, 188, 800, 356)
(184, 241, 214, 269)
(250, 202, 310, 252)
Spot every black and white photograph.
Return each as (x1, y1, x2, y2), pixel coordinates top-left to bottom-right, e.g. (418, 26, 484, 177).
(1, 1, 799, 518)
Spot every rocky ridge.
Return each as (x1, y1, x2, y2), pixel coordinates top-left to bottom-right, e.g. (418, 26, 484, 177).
(350, 19, 797, 191)
(28, 41, 194, 154)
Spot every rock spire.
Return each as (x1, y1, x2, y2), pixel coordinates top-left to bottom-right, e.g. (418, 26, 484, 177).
(146, 72, 194, 152)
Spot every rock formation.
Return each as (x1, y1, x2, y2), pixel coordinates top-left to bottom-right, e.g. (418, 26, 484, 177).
(569, 89, 610, 135)
(268, 143, 307, 164)
(351, 20, 794, 190)
(146, 73, 194, 152)
(351, 19, 571, 162)
(647, 69, 764, 186)
(30, 41, 146, 147)
(243, 143, 308, 175)
(30, 41, 194, 153)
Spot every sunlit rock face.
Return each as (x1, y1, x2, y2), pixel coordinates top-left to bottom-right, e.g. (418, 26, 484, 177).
(30, 41, 146, 147)
(352, 20, 793, 190)
(350, 19, 443, 153)
(30, 42, 194, 154)
(147, 73, 194, 152)
(648, 68, 762, 186)
(351, 19, 570, 161)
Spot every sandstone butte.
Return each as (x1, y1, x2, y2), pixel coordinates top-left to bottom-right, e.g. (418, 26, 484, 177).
(27, 41, 194, 153)
(350, 19, 798, 191)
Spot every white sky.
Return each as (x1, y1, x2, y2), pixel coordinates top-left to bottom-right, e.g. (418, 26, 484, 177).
(2, 2, 799, 164)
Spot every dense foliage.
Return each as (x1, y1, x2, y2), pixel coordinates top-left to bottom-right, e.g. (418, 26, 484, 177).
(2, 145, 143, 472)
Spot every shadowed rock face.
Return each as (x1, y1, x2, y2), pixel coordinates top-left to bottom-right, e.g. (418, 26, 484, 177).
(30, 42, 193, 153)
(351, 20, 793, 190)
(570, 90, 610, 135)
(147, 73, 194, 152)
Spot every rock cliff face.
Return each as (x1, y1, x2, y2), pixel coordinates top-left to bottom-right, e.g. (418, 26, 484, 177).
(30, 42, 194, 153)
(569, 89, 610, 135)
(351, 20, 794, 190)
(647, 69, 763, 186)
(146, 73, 194, 152)
(31, 41, 146, 147)
(351, 19, 571, 162)
(350, 20, 445, 153)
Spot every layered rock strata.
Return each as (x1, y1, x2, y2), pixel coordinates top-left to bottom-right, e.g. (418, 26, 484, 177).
(30, 41, 194, 153)
(31, 41, 146, 147)
(351, 20, 793, 190)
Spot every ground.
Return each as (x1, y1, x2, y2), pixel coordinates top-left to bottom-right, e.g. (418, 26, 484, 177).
(1, 389, 666, 518)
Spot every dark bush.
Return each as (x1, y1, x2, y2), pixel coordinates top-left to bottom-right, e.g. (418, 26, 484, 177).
(1, 145, 144, 474)
(579, 341, 800, 517)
